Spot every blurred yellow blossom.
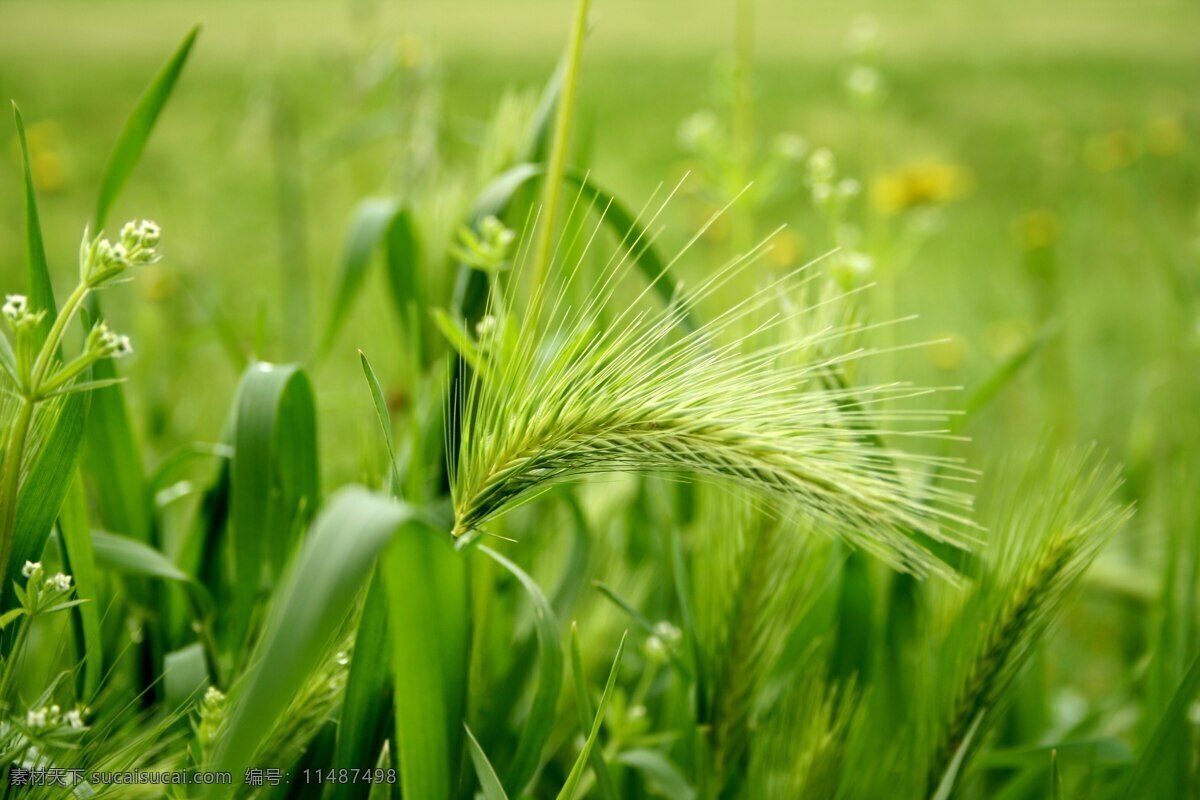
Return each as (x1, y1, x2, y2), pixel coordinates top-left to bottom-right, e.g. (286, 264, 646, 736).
(9, 119, 69, 193)
(929, 332, 968, 371)
(1014, 209, 1061, 252)
(395, 33, 426, 70)
(1084, 130, 1138, 172)
(870, 160, 971, 216)
(1146, 116, 1185, 157)
(986, 318, 1035, 361)
(767, 229, 805, 268)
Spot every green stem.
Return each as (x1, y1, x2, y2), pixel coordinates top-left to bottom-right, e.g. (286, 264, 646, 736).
(529, 0, 590, 305)
(0, 399, 34, 589)
(30, 282, 89, 390)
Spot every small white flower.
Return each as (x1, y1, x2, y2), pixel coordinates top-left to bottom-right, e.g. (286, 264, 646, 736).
(21, 560, 41, 579)
(838, 178, 862, 198)
(773, 133, 809, 162)
(65, 709, 85, 730)
(203, 686, 226, 705)
(475, 315, 497, 337)
(846, 65, 882, 100)
(3, 294, 28, 319)
(26, 708, 47, 729)
(114, 335, 133, 358)
(48, 573, 73, 592)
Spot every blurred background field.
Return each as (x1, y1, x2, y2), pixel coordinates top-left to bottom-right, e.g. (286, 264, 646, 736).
(2, 0, 1197, 470)
(1, 0, 1199, 794)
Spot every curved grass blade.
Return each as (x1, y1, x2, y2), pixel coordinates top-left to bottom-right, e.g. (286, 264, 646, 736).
(384, 512, 469, 800)
(12, 103, 55, 347)
(91, 529, 213, 615)
(93, 24, 200, 231)
(359, 351, 401, 492)
(557, 631, 627, 800)
(479, 545, 564, 796)
(322, 198, 401, 355)
(228, 362, 319, 652)
(465, 724, 511, 800)
(206, 488, 423, 795)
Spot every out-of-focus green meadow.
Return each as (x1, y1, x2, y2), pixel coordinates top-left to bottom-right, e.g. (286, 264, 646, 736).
(2, 0, 1197, 472)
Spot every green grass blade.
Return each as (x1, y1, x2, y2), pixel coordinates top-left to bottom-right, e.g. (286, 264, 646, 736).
(163, 642, 209, 708)
(382, 209, 422, 359)
(465, 724, 511, 800)
(323, 198, 400, 355)
(82, 358, 150, 541)
(1051, 750, 1064, 800)
(9, 394, 88, 604)
(58, 476, 103, 699)
(568, 623, 618, 800)
(207, 487, 421, 795)
(931, 713, 983, 800)
(384, 516, 469, 800)
(93, 24, 200, 231)
(954, 321, 1059, 433)
(529, 0, 590, 291)
(228, 362, 319, 652)
(480, 545, 564, 795)
(328, 569, 393, 799)
(1120, 650, 1200, 799)
(359, 350, 401, 492)
(12, 103, 55, 347)
(556, 631, 627, 800)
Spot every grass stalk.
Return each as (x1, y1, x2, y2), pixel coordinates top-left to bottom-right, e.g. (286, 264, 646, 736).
(528, 0, 590, 301)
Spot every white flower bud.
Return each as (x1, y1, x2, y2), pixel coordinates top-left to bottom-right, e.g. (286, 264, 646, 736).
(2, 295, 28, 320)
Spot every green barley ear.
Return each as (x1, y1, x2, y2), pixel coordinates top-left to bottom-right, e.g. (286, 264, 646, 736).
(922, 450, 1133, 795)
(451, 202, 975, 577)
(691, 491, 834, 790)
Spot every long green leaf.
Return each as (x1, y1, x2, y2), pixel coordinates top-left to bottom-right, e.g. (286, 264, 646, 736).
(207, 487, 423, 795)
(323, 198, 401, 354)
(9, 394, 89, 603)
(58, 476, 102, 699)
(568, 624, 618, 800)
(480, 545, 564, 796)
(93, 25, 200, 231)
(465, 724, 511, 800)
(228, 361, 319, 652)
(328, 569, 392, 799)
(384, 513, 469, 800)
(556, 631, 627, 800)
(12, 103, 55, 347)
(382, 209, 422, 357)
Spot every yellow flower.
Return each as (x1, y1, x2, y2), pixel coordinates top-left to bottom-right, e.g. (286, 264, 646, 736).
(986, 319, 1034, 361)
(1014, 209, 1061, 252)
(1146, 116, 1185, 157)
(767, 229, 805, 268)
(929, 332, 967, 371)
(870, 160, 971, 216)
(1084, 130, 1138, 172)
